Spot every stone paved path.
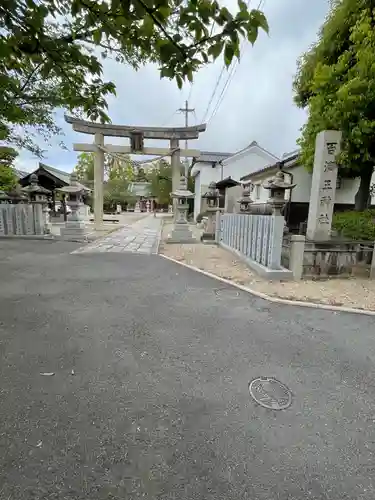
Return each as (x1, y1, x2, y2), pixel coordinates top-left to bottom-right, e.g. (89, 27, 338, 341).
(72, 215, 162, 255)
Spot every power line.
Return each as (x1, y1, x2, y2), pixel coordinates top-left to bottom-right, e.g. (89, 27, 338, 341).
(203, 0, 265, 125)
(201, 66, 226, 123)
(189, 17, 216, 112)
(161, 109, 178, 127)
(178, 100, 195, 177)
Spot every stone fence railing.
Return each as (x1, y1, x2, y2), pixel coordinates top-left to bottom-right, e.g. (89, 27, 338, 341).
(281, 236, 375, 280)
(216, 212, 292, 279)
(0, 203, 47, 237)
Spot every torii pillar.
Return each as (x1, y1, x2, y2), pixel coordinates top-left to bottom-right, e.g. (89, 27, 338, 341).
(64, 115, 206, 229)
(170, 138, 181, 215)
(94, 133, 104, 229)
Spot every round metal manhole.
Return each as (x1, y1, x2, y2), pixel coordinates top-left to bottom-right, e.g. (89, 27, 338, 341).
(248, 377, 292, 410)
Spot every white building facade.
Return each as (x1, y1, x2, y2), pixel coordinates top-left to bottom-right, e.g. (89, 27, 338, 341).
(239, 149, 375, 230)
(191, 141, 278, 221)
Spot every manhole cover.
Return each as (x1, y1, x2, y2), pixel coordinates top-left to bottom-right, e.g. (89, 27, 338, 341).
(248, 377, 292, 410)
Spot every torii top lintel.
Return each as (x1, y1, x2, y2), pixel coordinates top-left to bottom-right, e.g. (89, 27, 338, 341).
(64, 115, 206, 140)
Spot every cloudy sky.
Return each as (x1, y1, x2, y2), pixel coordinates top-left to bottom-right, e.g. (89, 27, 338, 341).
(16, 0, 330, 174)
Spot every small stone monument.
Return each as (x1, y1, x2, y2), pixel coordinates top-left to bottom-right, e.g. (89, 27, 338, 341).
(167, 176, 196, 243)
(306, 130, 342, 241)
(57, 173, 89, 241)
(134, 201, 141, 213)
(237, 184, 254, 213)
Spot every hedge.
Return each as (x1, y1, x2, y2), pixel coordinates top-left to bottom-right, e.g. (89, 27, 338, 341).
(332, 209, 375, 241)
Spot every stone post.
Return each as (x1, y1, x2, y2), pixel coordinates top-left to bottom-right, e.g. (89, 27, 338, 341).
(42, 202, 52, 234)
(370, 243, 375, 279)
(215, 209, 221, 243)
(170, 138, 180, 218)
(289, 234, 305, 280)
(306, 130, 342, 241)
(94, 133, 104, 230)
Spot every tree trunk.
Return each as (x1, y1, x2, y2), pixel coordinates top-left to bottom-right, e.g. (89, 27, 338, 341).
(354, 166, 374, 211)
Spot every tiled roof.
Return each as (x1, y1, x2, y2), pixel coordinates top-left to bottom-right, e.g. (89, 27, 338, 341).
(13, 168, 29, 179)
(192, 151, 233, 164)
(20, 162, 89, 191)
(39, 162, 71, 185)
(240, 150, 300, 181)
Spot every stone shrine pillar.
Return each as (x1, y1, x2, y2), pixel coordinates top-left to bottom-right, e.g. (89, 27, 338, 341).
(306, 130, 342, 241)
(94, 133, 104, 230)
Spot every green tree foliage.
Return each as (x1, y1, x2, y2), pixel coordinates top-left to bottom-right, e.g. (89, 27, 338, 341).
(293, 0, 375, 210)
(333, 209, 375, 241)
(147, 160, 172, 205)
(74, 152, 136, 184)
(74, 151, 137, 207)
(1, 0, 268, 155)
(0, 146, 18, 191)
(73, 153, 95, 183)
(104, 178, 136, 210)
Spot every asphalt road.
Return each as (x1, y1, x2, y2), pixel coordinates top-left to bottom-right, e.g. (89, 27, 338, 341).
(1, 239, 375, 499)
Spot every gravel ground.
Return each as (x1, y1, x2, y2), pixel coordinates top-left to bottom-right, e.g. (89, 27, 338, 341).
(160, 222, 375, 311)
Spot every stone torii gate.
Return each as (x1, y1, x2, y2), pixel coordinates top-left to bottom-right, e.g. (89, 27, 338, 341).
(65, 115, 206, 228)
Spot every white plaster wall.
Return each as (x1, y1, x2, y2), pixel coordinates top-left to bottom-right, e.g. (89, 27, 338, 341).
(229, 162, 375, 207)
(290, 165, 375, 204)
(221, 151, 272, 182)
(289, 165, 312, 203)
(335, 173, 375, 204)
(225, 185, 242, 213)
(267, 164, 375, 205)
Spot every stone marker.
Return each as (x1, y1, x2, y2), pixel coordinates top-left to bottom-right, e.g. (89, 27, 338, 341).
(306, 130, 342, 241)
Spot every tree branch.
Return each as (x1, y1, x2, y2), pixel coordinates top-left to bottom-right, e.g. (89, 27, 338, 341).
(134, 0, 187, 58)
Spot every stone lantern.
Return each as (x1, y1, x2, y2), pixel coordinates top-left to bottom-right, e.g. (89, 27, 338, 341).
(201, 181, 221, 241)
(203, 181, 220, 209)
(8, 184, 28, 204)
(21, 173, 52, 233)
(167, 176, 196, 243)
(263, 171, 296, 215)
(57, 173, 88, 240)
(237, 184, 253, 213)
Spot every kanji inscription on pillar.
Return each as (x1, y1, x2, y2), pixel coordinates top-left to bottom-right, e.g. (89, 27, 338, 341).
(306, 130, 342, 241)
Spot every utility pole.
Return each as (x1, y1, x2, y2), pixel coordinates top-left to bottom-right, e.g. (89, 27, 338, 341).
(179, 100, 195, 179)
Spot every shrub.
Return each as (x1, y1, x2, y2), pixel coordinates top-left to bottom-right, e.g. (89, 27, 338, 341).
(332, 209, 375, 241)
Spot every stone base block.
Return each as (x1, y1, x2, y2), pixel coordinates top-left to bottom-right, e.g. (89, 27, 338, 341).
(167, 224, 197, 244)
(60, 225, 90, 242)
(220, 242, 293, 280)
(200, 232, 215, 242)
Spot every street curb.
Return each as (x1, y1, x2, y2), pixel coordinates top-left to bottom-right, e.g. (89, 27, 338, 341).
(154, 217, 164, 255)
(159, 254, 375, 317)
